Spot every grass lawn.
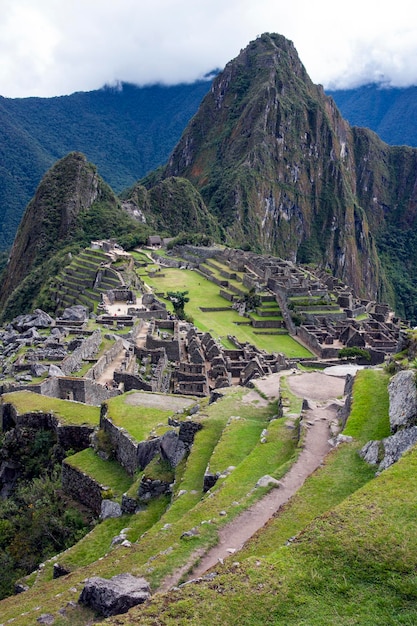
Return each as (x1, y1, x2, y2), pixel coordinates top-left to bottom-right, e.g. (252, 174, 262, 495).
(65, 448, 132, 495)
(140, 267, 312, 357)
(1, 391, 99, 426)
(105, 392, 182, 441)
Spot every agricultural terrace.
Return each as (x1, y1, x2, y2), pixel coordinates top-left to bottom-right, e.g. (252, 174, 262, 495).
(104, 391, 197, 442)
(1, 391, 100, 426)
(137, 265, 313, 358)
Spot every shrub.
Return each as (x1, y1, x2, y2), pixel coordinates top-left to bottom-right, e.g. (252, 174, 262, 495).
(338, 347, 371, 361)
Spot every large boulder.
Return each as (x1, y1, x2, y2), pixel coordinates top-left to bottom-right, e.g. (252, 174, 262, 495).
(12, 309, 53, 332)
(60, 305, 89, 321)
(100, 500, 122, 520)
(379, 426, 417, 471)
(159, 430, 187, 467)
(48, 363, 65, 377)
(79, 573, 150, 617)
(388, 370, 417, 433)
(359, 440, 381, 465)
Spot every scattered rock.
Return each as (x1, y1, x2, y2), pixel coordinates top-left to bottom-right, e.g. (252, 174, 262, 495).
(31, 363, 49, 377)
(48, 363, 65, 377)
(180, 527, 199, 539)
(203, 473, 219, 492)
(37, 614, 55, 624)
(60, 305, 89, 322)
(359, 440, 381, 465)
(13, 309, 53, 331)
(159, 430, 187, 467)
(379, 426, 417, 471)
(79, 573, 150, 617)
(53, 563, 71, 579)
(137, 477, 172, 502)
(256, 475, 281, 488)
(100, 500, 122, 520)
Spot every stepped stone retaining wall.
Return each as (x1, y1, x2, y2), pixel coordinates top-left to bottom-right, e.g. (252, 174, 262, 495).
(0, 403, 94, 451)
(62, 461, 103, 514)
(100, 411, 139, 476)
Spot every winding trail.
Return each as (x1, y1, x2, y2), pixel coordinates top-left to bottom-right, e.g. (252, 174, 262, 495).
(159, 371, 346, 591)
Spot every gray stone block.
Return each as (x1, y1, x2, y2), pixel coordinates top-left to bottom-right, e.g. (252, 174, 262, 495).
(79, 573, 150, 617)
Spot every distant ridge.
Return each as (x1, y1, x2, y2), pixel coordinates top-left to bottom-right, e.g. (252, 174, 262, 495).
(0, 79, 212, 249)
(328, 84, 417, 147)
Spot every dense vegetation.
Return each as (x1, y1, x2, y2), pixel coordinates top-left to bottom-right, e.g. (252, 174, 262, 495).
(329, 84, 417, 148)
(0, 428, 91, 600)
(0, 154, 151, 321)
(0, 80, 212, 250)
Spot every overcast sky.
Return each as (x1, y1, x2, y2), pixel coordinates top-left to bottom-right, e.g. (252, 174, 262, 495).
(1, 0, 417, 98)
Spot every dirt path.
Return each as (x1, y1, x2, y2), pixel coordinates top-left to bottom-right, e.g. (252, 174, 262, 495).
(159, 371, 346, 590)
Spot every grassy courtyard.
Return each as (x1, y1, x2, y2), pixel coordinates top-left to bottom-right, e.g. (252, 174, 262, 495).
(139, 266, 312, 358)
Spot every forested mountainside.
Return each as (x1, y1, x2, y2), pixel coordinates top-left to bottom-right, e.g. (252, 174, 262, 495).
(131, 33, 417, 321)
(329, 84, 417, 148)
(0, 80, 211, 250)
(0, 153, 151, 321)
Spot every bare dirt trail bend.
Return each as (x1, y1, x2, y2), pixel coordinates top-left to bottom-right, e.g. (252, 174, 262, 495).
(161, 370, 346, 589)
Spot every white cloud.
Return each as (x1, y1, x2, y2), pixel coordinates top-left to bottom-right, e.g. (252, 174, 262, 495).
(0, 0, 417, 97)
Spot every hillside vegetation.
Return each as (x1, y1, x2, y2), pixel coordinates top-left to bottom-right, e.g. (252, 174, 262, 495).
(0, 80, 212, 250)
(1, 365, 413, 625)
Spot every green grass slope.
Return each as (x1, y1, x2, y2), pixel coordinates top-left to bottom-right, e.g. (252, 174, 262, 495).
(105, 370, 408, 626)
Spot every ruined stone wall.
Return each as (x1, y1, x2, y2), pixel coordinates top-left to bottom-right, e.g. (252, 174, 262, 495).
(152, 353, 170, 393)
(60, 330, 102, 375)
(85, 338, 125, 381)
(84, 379, 120, 404)
(296, 326, 339, 359)
(128, 308, 168, 320)
(113, 371, 152, 392)
(62, 461, 103, 515)
(150, 252, 183, 268)
(145, 335, 180, 361)
(100, 410, 139, 476)
(0, 404, 93, 451)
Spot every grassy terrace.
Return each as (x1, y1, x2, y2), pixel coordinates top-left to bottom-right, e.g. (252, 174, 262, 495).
(140, 267, 313, 357)
(65, 448, 132, 495)
(1, 391, 100, 426)
(105, 391, 196, 442)
(119, 371, 407, 626)
(0, 386, 301, 625)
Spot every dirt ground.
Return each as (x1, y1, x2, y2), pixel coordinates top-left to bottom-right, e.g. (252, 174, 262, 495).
(124, 391, 195, 411)
(159, 369, 349, 589)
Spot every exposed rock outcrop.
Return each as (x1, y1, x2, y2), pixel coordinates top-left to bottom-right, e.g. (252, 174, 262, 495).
(79, 573, 150, 617)
(388, 370, 417, 433)
(360, 369, 417, 471)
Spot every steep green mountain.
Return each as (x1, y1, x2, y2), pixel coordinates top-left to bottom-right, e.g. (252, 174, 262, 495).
(122, 176, 220, 238)
(0, 152, 149, 321)
(147, 33, 417, 320)
(329, 84, 417, 147)
(0, 80, 212, 250)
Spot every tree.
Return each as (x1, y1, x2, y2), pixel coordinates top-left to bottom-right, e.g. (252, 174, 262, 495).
(167, 290, 190, 320)
(338, 347, 371, 361)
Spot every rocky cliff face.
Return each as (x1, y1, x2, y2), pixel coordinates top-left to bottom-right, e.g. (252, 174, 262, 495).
(161, 33, 417, 306)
